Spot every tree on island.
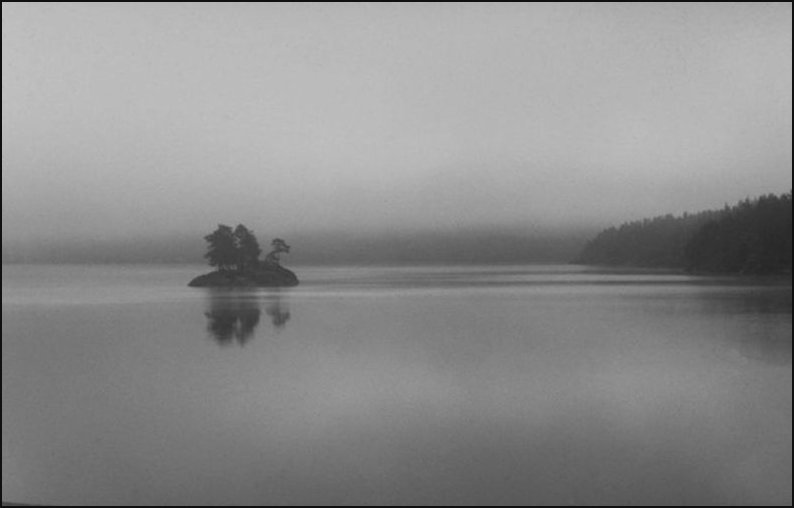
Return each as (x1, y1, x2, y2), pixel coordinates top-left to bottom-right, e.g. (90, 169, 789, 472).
(203, 224, 290, 273)
(234, 224, 261, 272)
(192, 226, 299, 287)
(264, 238, 291, 266)
(204, 224, 238, 271)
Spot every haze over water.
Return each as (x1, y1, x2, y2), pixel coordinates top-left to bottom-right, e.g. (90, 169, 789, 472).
(3, 265, 791, 505)
(3, 4, 792, 506)
(2, 3, 791, 248)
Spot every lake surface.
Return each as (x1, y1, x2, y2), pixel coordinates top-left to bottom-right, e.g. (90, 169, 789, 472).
(2, 264, 791, 505)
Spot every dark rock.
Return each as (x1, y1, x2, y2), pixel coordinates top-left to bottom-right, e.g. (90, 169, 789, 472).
(188, 265, 299, 287)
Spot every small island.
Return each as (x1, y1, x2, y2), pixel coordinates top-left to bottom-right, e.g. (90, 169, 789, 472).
(188, 224, 299, 287)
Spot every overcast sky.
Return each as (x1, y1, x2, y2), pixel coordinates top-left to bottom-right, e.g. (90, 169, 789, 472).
(2, 3, 791, 242)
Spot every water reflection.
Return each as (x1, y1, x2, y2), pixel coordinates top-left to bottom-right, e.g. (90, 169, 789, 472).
(204, 291, 290, 345)
(266, 297, 291, 329)
(694, 286, 792, 366)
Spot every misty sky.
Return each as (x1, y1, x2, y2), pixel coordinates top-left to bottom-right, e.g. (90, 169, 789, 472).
(2, 3, 792, 242)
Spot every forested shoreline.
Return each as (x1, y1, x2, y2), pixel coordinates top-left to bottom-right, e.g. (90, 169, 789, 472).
(575, 192, 792, 274)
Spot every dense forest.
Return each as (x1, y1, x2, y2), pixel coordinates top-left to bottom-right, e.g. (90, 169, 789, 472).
(575, 191, 792, 274)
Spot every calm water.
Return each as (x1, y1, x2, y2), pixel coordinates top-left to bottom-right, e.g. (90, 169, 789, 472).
(2, 264, 791, 505)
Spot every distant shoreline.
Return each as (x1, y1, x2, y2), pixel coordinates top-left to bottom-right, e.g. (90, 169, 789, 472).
(2, 261, 791, 281)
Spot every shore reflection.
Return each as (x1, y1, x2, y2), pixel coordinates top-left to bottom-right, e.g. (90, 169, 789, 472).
(204, 291, 290, 345)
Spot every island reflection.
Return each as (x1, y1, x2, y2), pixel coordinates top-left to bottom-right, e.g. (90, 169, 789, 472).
(204, 291, 290, 345)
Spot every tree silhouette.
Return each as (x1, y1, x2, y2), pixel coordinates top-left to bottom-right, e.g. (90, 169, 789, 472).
(204, 224, 237, 271)
(576, 191, 792, 274)
(264, 238, 291, 266)
(202, 225, 296, 275)
(234, 224, 261, 271)
(685, 192, 792, 273)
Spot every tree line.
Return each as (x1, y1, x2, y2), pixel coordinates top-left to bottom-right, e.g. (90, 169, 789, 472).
(575, 191, 792, 274)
